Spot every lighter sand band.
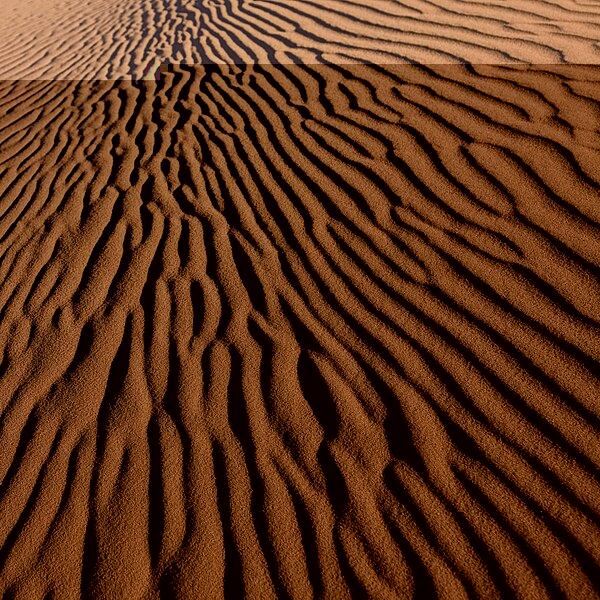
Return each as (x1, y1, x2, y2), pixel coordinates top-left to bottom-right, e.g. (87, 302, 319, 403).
(0, 0, 600, 80)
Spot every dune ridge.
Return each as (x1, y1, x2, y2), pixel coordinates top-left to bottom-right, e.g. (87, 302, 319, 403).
(0, 63, 599, 598)
(1, 1, 600, 79)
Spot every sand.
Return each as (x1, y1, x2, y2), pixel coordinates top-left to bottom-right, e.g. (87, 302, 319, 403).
(1, 3, 600, 600)
(1, 0, 600, 79)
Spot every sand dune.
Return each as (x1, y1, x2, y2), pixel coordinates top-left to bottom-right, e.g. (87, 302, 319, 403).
(1, 1, 600, 79)
(0, 62, 599, 598)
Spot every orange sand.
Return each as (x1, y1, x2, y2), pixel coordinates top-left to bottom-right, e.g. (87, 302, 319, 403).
(0, 45, 599, 600)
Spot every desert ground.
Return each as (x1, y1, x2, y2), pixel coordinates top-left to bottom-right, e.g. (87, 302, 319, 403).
(1, 0, 600, 79)
(0, 2, 599, 600)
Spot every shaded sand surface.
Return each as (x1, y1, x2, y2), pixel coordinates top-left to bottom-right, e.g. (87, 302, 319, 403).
(1, 1, 600, 79)
(1, 64, 600, 599)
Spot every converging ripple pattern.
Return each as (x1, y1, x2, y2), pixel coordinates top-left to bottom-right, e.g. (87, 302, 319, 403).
(0, 64, 599, 599)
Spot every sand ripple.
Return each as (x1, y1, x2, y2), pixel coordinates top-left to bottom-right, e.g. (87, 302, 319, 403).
(1, 0, 600, 79)
(0, 64, 599, 598)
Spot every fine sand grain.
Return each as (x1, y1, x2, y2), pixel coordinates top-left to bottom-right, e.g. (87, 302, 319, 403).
(0, 62, 599, 598)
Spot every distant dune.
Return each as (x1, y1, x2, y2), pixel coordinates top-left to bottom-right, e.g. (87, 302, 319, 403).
(1, 0, 600, 79)
(0, 61, 599, 598)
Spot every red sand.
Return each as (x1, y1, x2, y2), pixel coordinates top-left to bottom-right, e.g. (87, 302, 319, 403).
(0, 59, 599, 599)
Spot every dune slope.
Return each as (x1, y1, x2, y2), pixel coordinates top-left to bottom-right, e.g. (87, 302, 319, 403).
(0, 64, 600, 599)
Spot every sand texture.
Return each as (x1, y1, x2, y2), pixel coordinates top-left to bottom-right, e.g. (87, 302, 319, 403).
(1, 1, 600, 79)
(0, 62, 599, 598)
